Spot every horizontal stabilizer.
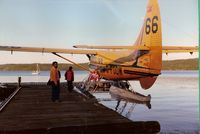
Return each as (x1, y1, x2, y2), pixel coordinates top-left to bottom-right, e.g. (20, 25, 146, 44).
(162, 46, 198, 53)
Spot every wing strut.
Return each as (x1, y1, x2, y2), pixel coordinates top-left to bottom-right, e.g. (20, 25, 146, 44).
(52, 52, 91, 72)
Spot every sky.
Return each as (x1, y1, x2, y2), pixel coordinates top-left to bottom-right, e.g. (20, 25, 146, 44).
(0, 0, 198, 64)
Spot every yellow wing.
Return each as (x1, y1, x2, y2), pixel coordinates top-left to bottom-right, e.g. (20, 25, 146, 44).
(0, 46, 98, 54)
(162, 46, 198, 54)
(74, 45, 150, 50)
(74, 45, 133, 49)
(74, 45, 198, 54)
(0, 45, 198, 55)
(0, 45, 149, 54)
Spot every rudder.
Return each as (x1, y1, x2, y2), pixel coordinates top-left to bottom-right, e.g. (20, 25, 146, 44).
(134, 0, 162, 89)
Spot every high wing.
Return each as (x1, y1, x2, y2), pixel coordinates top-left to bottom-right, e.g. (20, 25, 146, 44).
(0, 45, 149, 54)
(0, 46, 98, 54)
(74, 45, 198, 54)
(74, 45, 149, 50)
(0, 45, 197, 55)
(74, 45, 133, 49)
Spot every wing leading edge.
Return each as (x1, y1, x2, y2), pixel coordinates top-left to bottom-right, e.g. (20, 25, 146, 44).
(0, 45, 198, 55)
(74, 45, 198, 54)
(74, 45, 133, 49)
(0, 45, 150, 54)
(0, 46, 98, 55)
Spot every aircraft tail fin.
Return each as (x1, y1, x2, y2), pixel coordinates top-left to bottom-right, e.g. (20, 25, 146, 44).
(134, 0, 162, 89)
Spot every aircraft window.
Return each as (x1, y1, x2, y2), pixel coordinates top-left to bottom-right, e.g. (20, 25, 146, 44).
(137, 50, 149, 57)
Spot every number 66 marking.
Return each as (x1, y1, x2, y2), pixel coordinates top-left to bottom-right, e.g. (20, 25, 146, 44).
(145, 16, 158, 34)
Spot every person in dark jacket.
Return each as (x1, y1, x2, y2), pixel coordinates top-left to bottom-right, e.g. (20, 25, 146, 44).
(65, 66, 74, 92)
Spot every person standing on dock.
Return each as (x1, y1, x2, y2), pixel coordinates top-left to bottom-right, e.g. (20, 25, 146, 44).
(50, 61, 61, 102)
(65, 66, 74, 92)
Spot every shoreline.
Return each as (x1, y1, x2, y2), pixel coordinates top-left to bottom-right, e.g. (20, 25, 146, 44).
(0, 58, 198, 71)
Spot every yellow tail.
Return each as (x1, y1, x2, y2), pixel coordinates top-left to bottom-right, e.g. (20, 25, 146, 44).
(134, 0, 162, 89)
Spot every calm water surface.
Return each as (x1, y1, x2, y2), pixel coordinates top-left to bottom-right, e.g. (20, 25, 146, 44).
(0, 70, 198, 133)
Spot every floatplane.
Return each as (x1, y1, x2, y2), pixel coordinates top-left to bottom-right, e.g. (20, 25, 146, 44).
(0, 0, 198, 102)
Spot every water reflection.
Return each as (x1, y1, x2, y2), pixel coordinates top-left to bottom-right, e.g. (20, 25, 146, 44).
(113, 100, 160, 133)
(115, 101, 135, 117)
(102, 89, 161, 133)
(114, 99, 151, 118)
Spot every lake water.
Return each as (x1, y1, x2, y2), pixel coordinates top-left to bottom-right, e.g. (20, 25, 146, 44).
(0, 70, 198, 133)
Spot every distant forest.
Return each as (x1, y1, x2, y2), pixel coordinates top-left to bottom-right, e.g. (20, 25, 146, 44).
(161, 58, 198, 70)
(0, 58, 198, 71)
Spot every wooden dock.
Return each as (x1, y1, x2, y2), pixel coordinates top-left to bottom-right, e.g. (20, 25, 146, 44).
(0, 84, 160, 134)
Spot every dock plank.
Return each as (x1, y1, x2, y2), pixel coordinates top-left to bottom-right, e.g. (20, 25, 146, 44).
(0, 84, 160, 134)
